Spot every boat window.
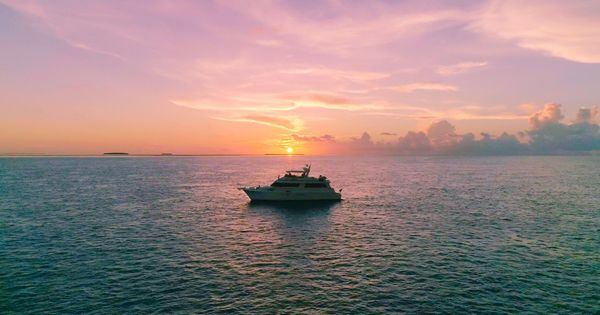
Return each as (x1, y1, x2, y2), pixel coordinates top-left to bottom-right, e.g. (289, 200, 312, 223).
(305, 183, 327, 188)
(271, 182, 300, 187)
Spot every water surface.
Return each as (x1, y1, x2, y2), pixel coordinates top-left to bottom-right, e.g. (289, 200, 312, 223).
(1, 156, 599, 313)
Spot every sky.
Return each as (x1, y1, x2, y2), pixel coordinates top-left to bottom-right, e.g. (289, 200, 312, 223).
(1, 0, 599, 155)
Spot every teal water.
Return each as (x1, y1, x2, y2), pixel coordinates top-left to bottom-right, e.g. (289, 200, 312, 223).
(1, 156, 599, 314)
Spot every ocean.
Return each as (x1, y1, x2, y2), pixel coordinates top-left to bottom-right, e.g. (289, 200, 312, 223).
(1, 156, 599, 314)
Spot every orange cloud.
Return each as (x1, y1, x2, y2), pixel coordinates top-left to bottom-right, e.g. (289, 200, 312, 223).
(278, 92, 379, 111)
(170, 99, 298, 112)
(292, 134, 336, 142)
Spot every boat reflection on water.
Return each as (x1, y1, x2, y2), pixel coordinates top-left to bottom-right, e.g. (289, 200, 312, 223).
(244, 200, 340, 243)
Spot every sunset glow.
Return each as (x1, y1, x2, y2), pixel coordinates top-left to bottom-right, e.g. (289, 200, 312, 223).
(2, 2, 600, 312)
(1, 1, 599, 155)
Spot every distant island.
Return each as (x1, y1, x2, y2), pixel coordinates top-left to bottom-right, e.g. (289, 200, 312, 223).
(160, 153, 173, 156)
(265, 153, 305, 156)
(103, 152, 129, 155)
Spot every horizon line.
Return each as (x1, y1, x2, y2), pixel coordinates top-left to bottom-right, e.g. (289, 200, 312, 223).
(1, 152, 599, 158)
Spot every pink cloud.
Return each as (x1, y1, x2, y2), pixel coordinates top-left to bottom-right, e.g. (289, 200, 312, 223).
(3, 0, 599, 155)
(220, 1, 470, 55)
(279, 67, 389, 81)
(471, 0, 600, 63)
(387, 83, 458, 93)
(255, 39, 284, 47)
(277, 92, 379, 111)
(215, 115, 303, 131)
(528, 103, 564, 129)
(437, 61, 488, 76)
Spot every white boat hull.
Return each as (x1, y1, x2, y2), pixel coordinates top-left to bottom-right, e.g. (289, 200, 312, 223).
(242, 187, 341, 201)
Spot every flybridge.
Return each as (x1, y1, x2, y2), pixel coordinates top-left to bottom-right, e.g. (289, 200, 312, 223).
(285, 164, 311, 177)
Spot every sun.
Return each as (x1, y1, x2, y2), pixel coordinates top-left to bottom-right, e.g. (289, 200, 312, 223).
(286, 147, 293, 154)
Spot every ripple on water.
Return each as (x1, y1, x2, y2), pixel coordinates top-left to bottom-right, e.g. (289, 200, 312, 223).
(1, 156, 599, 314)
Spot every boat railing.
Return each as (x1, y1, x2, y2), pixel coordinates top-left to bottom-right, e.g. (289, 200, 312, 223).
(285, 164, 311, 177)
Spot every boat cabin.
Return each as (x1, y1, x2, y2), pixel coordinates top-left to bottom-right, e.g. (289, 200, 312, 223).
(270, 164, 331, 189)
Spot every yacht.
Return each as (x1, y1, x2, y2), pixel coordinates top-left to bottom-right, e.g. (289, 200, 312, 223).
(240, 165, 342, 201)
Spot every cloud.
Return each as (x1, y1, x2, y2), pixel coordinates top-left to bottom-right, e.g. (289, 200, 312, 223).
(387, 83, 458, 93)
(292, 134, 336, 142)
(351, 132, 373, 146)
(64, 41, 125, 60)
(380, 132, 397, 136)
(287, 131, 400, 155)
(452, 105, 599, 154)
(215, 115, 303, 131)
(449, 132, 526, 155)
(354, 121, 529, 155)
(278, 92, 379, 111)
(518, 103, 538, 114)
(283, 92, 354, 106)
(221, 1, 470, 55)
(255, 39, 284, 47)
(170, 98, 298, 112)
(471, 0, 600, 63)
(5, 0, 600, 156)
(574, 106, 599, 124)
(357, 103, 529, 121)
(426, 120, 458, 147)
(398, 131, 431, 154)
(2, 0, 126, 60)
(528, 122, 600, 153)
(171, 90, 380, 112)
(280, 67, 389, 81)
(293, 107, 600, 155)
(439, 104, 529, 120)
(528, 103, 564, 129)
(345, 132, 394, 154)
(437, 61, 488, 76)
(527, 105, 600, 152)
